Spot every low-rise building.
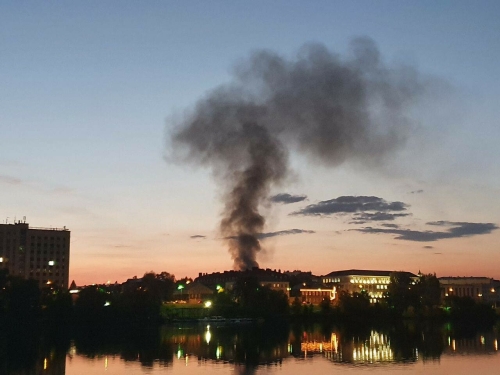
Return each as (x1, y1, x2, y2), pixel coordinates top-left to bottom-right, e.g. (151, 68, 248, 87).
(196, 268, 290, 297)
(439, 277, 500, 306)
(299, 281, 336, 305)
(322, 269, 418, 304)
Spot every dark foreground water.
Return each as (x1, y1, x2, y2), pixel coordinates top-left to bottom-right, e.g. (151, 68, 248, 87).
(4, 321, 500, 374)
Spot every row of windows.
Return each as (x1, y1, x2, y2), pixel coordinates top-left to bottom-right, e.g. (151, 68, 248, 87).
(323, 278, 341, 283)
(29, 271, 64, 277)
(303, 291, 331, 296)
(30, 236, 67, 241)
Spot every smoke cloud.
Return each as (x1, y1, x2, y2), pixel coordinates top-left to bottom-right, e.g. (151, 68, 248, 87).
(169, 37, 427, 270)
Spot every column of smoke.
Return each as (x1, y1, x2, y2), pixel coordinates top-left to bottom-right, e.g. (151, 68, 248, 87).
(169, 37, 426, 270)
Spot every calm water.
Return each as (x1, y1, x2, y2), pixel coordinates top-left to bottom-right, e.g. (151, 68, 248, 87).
(5, 322, 500, 374)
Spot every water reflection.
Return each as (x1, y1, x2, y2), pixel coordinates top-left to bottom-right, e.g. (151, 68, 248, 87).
(2, 321, 499, 373)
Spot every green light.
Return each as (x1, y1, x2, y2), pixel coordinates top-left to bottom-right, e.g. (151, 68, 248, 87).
(177, 285, 184, 290)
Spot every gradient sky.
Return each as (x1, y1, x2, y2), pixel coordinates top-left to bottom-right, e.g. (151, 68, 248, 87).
(1, 1, 499, 285)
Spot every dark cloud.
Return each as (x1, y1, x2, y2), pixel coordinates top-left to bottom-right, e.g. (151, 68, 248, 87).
(354, 222, 498, 242)
(270, 193, 307, 204)
(382, 223, 400, 228)
(293, 196, 408, 217)
(258, 229, 315, 239)
(410, 189, 424, 194)
(190, 235, 207, 239)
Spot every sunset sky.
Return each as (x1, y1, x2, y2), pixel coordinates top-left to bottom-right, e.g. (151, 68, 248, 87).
(1, 1, 499, 285)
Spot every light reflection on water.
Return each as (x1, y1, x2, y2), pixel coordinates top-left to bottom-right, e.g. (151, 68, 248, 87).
(6, 323, 500, 374)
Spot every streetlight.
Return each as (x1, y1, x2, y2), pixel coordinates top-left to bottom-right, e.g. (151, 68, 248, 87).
(178, 284, 185, 301)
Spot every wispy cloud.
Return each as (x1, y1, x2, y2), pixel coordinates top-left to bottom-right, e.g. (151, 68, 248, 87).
(258, 228, 315, 239)
(354, 221, 498, 242)
(270, 193, 307, 204)
(410, 189, 424, 194)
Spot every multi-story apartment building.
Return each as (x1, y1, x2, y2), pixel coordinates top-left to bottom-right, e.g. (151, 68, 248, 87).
(0, 221, 70, 289)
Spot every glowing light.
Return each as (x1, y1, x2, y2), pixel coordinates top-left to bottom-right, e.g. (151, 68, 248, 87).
(216, 285, 221, 290)
(46, 280, 52, 285)
(0, 257, 3, 262)
(177, 285, 184, 290)
(204, 301, 212, 308)
(177, 349, 183, 359)
(205, 330, 211, 344)
(104, 356, 108, 369)
(452, 339, 456, 351)
(481, 336, 485, 345)
(494, 339, 498, 351)
(44, 358, 48, 370)
(48, 260, 55, 266)
(104, 301, 111, 307)
(216, 346, 222, 359)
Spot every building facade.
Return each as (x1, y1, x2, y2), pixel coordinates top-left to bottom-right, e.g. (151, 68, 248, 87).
(0, 221, 70, 289)
(439, 277, 500, 305)
(322, 269, 418, 304)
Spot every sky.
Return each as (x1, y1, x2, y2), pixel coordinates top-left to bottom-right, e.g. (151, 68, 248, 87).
(1, 1, 499, 285)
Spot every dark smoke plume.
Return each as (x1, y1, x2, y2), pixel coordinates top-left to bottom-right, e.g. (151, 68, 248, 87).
(169, 37, 427, 270)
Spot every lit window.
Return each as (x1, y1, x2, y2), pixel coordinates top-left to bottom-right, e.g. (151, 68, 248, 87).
(48, 260, 55, 266)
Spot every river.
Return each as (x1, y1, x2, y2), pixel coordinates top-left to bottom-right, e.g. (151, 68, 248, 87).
(4, 321, 500, 374)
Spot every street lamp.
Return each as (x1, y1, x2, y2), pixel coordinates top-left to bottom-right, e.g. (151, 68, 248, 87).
(178, 284, 185, 301)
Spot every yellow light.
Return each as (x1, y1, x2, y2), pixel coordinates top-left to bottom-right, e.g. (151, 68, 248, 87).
(205, 330, 211, 344)
(449, 287, 453, 291)
(44, 358, 47, 370)
(46, 280, 52, 285)
(0, 257, 3, 262)
(204, 301, 212, 308)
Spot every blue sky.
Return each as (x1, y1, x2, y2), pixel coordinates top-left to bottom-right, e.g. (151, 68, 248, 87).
(1, 1, 499, 283)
